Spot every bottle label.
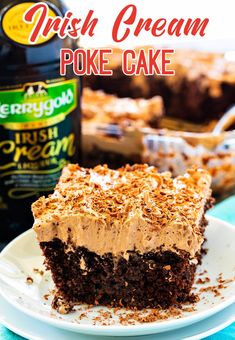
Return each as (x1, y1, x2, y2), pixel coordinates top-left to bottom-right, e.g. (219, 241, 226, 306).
(2, 2, 57, 46)
(0, 80, 77, 128)
(0, 79, 79, 201)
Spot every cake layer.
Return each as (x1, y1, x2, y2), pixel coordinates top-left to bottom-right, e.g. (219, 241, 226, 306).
(83, 87, 164, 128)
(41, 240, 197, 310)
(32, 164, 212, 259)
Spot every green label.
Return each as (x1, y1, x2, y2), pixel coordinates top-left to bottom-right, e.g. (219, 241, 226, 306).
(0, 77, 80, 203)
(0, 79, 77, 126)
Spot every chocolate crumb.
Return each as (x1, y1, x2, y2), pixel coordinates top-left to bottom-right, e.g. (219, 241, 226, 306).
(33, 268, 44, 276)
(78, 313, 87, 320)
(199, 285, 221, 297)
(52, 296, 74, 314)
(198, 270, 208, 276)
(196, 277, 210, 284)
(26, 276, 33, 284)
(43, 294, 50, 301)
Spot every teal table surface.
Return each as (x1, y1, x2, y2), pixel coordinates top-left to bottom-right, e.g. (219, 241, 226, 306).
(1, 196, 235, 340)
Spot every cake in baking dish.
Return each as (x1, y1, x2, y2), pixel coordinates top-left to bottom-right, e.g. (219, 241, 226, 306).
(85, 48, 235, 123)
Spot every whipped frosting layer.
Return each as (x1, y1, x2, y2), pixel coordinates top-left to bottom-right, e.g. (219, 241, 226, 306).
(32, 164, 212, 258)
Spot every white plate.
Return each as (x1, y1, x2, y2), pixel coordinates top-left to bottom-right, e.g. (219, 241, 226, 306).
(0, 296, 235, 340)
(0, 216, 235, 337)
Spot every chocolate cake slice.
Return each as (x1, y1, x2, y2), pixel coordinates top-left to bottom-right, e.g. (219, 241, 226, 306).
(32, 164, 213, 311)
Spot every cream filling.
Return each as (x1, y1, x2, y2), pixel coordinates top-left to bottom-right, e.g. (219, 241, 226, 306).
(33, 166, 211, 260)
(33, 204, 206, 259)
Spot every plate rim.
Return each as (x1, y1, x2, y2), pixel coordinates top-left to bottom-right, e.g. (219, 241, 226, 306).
(0, 216, 235, 336)
(0, 295, 235, 340)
